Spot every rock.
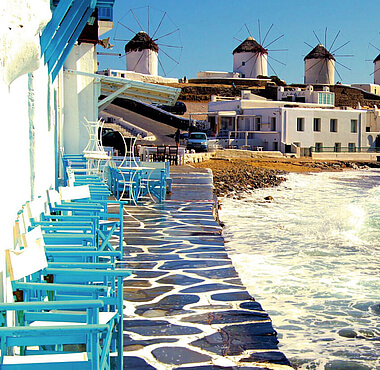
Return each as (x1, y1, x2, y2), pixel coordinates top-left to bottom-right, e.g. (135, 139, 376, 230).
(338, 328, 357, 338)
(264, 196, 274, 201)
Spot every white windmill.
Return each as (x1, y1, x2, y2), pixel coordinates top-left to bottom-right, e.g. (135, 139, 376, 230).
(304, 29, 352, 85)
(232, 21, 287, 79)
(125, 31, 159, 76)
(113, 6, 182, 77)
(233, 37, 268, 78)
(304, 44, 335, 84)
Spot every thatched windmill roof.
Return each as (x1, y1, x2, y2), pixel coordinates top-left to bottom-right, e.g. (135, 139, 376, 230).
(233, 37, 267, 54)
(304, 44, 335, 61)
(125, 31, 159, 53)
(374, 53, 380, 63)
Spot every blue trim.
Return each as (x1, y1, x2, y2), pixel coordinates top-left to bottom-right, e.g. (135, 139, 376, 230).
(41, 0, 115, 81)
(47, 0, 90, 73)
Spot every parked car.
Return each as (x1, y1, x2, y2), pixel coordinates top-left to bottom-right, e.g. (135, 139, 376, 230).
(156, 101, 187, 115)
(186, 132, 209, 152)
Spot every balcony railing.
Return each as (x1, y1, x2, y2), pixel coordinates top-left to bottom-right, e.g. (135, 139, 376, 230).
(311, 146, 380, 153)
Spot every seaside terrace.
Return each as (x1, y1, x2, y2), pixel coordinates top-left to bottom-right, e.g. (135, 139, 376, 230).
(0, 0, 293, 369)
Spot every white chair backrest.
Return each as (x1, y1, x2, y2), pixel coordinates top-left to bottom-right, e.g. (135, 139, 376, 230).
(47, 189, 61, 206)
(13, 220, 22, 249)
(59, 185, 91, 201)
(6, 226, 48, 281)
(67, 169, 76, 187)
(26, 197, 46, 222)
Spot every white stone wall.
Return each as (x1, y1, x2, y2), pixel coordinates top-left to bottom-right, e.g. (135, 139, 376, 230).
(126, 49, 158, 76)
(233, 52, 268, 78)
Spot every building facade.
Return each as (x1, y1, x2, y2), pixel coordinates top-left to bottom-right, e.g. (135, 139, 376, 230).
(209, 88, 380, 158)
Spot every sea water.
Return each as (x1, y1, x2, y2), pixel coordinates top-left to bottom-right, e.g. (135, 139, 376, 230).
(219, 169, 380, 370)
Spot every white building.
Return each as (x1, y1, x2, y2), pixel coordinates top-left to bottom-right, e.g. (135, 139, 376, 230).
(208, 88, 380, 159)
(304, 44, 335, 85)
(233, 37, 268, 78)
(125, 31, 159, 76)
(351, 83, 380, 96)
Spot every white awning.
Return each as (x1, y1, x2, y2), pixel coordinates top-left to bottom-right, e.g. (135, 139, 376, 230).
(64, 69, 181, 110)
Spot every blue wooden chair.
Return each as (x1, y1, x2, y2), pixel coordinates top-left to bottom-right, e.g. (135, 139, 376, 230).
(0, 300, 111, 369)
(6, 230, 132, 370)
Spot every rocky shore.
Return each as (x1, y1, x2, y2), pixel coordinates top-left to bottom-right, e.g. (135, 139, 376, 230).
(192, 158, 380, 197)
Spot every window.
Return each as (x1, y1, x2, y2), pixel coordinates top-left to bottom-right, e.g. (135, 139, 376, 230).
(351, 119, 358, 133)
(318, 93, 334, 105)
(254, 117, 261, 131)
(313, 118, 321, 132)
(330, 119, 338, 132)
(241, 73, 245, 78)
(366, 127, 370, 132)
(315, 142, 323, 152)
(273, 141, 278, 151)
(271, 117, 276, 131)
(242, 61, 246, 66)
(334, 142, 341, 152)
(297, 118, 304, 131)
(348, 143, 356, 152)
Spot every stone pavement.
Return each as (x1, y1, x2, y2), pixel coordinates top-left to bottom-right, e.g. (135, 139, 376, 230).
(113, 166, 292, 369)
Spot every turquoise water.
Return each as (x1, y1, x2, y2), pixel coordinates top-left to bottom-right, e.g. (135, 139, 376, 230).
(220, 169, 380, 370)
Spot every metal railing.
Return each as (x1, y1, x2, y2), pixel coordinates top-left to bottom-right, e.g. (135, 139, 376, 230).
(310, 146, 380, 153)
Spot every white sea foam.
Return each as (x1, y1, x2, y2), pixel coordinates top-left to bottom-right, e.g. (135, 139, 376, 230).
(220, 169, 380, 369)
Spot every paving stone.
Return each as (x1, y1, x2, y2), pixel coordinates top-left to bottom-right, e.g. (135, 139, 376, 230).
(111, 355, 157, 369)
(191, 322, 279, 356)
(122, 246, 143, 253)
(118, 262, 157, 269)
(211, 291, 253, 302)
(130, 270, 168, 279)
(123, 279, 152, 287)
(135, 294, 200, 316)
(147, 247, 176, 253)
(184, 253, 229, 260)
(160, 260, 230, 270)
(240, 302, 265, 311)
(126, 254, 182, 261)
(180, 283, 244, 294)
(225, 278, 244, 286)
(124, 334, 178, 351)
(185, 267, 239, 279)
(156, 274, 204, 286)
(152, 346, 212, 365)
(177, 246, 226, 253)
(240, 351, 291, 366)
(181, 310, 269, 325)
(123, 319, 202, 336)
(191, 304, 233, 310)
(124, 285, 173, 302)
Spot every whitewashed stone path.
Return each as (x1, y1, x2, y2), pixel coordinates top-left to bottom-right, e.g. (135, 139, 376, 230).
(112, 166, 292, 370)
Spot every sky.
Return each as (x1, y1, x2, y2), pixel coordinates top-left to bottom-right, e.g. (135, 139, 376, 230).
(97, 0, 380, 85)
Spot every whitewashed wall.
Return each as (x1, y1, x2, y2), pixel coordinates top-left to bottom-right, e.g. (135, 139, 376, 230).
(233, 52, 268, 78)
(127, 49, 158, 76)
(304, 58, 335, 85)
(63, 43, 98, 154)
(282, 108, 364, 148)
(0, 0, 53, 302)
